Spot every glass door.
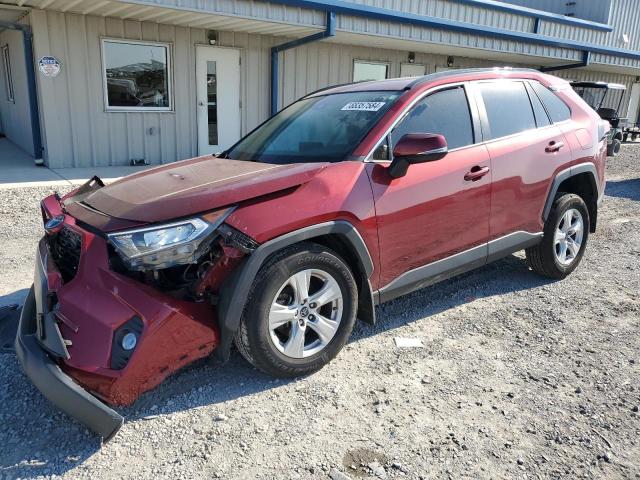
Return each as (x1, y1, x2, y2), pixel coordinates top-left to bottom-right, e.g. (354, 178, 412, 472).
(196, 46, 240, 155)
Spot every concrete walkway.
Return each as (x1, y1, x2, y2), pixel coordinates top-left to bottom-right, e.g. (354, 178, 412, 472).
(0, 138, 150, 189)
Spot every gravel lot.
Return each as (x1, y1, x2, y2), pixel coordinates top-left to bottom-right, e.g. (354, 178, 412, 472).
(1, 146, 639, 480)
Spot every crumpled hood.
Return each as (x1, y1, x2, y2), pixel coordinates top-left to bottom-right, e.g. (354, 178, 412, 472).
(82, 156, 328, 223)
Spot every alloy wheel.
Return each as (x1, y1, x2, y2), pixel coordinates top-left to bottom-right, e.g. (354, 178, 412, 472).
(554, 208, 584, 266)
(268, 269, 343, 359)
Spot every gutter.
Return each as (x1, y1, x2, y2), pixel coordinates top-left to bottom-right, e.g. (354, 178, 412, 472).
(270, 11, 336, 115)
(541, 51, 591, 72)
(0, 20, 43, 162)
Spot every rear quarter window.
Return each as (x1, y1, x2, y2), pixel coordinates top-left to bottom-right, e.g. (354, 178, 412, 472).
(530, 81, 572, 123)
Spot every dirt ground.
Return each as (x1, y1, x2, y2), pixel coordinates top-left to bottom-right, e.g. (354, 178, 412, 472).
(0, 145, 638, 480)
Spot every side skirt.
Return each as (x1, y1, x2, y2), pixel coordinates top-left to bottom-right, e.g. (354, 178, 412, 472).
(376, 231, 542, 304)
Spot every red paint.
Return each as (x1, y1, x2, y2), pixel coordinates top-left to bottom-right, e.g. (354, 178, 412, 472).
(33, 69, 604, 406)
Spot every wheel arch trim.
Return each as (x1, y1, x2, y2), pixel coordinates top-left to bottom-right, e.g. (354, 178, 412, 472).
(215, 221, 375, 361)
(542, 162, 600, 222)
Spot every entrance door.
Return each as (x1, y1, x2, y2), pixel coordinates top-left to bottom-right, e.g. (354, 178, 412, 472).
(196, 46, 240, 155)
(627, 83, 640, 124)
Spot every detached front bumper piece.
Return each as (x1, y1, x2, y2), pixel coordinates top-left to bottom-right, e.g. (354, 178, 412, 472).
(15, 244, 124, 441)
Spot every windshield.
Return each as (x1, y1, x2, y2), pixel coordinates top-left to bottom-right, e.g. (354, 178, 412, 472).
(226, 91, 401, 164)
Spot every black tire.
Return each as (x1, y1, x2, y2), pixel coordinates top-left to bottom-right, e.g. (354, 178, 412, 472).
(607, 138, 621, 157)
(526, 193, 590, 279)
(623, 133, 629, 143)
(234, 242, 358, 377)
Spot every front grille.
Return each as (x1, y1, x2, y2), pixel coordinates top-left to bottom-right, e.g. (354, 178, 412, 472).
(49, 227, 82, 282)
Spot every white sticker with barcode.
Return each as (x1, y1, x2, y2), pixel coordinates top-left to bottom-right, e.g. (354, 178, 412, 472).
(341, 101, 386, 111)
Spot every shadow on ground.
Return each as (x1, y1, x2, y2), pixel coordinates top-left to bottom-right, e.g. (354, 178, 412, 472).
(605, 178, 640, 201)
(0, 254, 553, 477)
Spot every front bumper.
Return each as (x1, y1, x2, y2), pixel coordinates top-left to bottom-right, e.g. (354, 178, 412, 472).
(15, 260, 124, 441)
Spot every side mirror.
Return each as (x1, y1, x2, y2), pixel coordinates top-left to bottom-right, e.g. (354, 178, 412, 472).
(388, 133, 448, 178)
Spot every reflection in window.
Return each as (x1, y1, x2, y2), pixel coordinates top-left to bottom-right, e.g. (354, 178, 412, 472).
(102, 39, 171, 110)
(353, 61, 388, 82)
(207, 61, 218, 146)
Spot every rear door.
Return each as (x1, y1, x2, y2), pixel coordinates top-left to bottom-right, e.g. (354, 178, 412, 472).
(474, 80, 573, 243)
(367, 84, 492, 298)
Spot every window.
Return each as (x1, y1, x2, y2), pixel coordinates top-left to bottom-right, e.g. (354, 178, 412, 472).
(390, 87, 474, 150)
(530, 81, 571, 123)
(1, 45, 14, 103)
(102, 39, 171, 111)
(227, 91, 400, 164)
(526, 83, 551, 128)
(479, 81, 536, 139)
(353, 61, 388, 82)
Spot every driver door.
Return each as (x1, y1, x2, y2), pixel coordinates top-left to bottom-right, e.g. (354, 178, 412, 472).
(366, 85, 491, 300)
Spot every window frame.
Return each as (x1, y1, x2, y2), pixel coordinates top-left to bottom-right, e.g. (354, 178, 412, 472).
(352, 60, 390, 83)
(100, 37, 173, 113)
(365, 82, 483, 163)
(2, 44, 14, 104)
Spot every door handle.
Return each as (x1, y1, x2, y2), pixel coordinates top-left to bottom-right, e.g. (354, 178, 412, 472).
(464, 165, 490, 181)
(545, 140, 564, 153)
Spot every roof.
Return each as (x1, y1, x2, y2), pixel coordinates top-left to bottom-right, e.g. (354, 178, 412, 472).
(570, 81, 626, 90)
(307, 68, 564, 97)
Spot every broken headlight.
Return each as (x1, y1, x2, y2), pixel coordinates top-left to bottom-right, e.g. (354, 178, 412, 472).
(107, 208, 233, 271)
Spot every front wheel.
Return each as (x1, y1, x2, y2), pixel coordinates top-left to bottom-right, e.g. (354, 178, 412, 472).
(235, 242, 358, 377)
(526, 193, 590, 279)
(607, 138, 621, 157)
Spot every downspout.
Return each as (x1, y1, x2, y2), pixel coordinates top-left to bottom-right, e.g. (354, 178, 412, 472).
(540, 51, 591, 73)
(270, 11, 336, 116)
(0, 21, 43, 162)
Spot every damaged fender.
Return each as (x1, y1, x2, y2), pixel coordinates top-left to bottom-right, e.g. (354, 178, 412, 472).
(215, 220, 375, 362)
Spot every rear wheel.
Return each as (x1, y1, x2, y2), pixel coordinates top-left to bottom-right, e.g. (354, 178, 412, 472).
(235, 242, 358, 377)
(526, 193, 590, 279)
(607, 138, 621, 156)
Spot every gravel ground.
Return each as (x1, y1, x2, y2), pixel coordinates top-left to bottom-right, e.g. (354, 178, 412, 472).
(0, 146, 639, 480)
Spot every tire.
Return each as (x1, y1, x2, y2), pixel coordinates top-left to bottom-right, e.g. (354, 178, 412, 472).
(234, 242, 358, 377)
(623, 133, 629, 143)
(607, 138, 621, 157)
(526, 193, 590, 279)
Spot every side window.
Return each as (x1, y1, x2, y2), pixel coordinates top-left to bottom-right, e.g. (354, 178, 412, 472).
(479, 81, 536, 139)
(525, 83, 551, 128)
(390, 87, 474, 150)
(530, 81, 571, 123)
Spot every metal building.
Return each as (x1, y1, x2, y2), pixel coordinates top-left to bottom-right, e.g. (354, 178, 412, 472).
(0, 0, 639, 168)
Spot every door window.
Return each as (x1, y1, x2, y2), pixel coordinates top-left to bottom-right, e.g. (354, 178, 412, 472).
(479, 81, 536, 139)
(530, 81, 571, 123)
(1, 44, 14, 103)
(390, 87, 474, 150)
(206, 61, 218, 146)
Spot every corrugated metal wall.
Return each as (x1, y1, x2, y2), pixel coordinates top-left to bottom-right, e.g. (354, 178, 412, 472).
(29, 8, 640, 168)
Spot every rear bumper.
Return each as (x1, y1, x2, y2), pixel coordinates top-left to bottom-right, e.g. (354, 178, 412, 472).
(15, 264, 124, 441)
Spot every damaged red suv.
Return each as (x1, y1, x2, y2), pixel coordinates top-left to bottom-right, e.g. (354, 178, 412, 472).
(17, 68, 607, 440)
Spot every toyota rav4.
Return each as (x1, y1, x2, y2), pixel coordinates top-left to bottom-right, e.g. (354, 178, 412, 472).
(16, 68, 607, 440)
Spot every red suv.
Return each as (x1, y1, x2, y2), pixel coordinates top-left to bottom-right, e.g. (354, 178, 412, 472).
(16, 68, 607, 440)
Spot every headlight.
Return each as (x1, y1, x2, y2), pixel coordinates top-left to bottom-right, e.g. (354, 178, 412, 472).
(107, 208, 233, 270)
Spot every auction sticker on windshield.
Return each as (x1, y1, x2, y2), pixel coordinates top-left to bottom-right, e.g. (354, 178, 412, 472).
(341, 101, 386, 111)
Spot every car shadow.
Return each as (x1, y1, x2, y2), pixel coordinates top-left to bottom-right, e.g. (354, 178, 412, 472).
(0, 254, 552, 477)
(605, 178, 640, 201)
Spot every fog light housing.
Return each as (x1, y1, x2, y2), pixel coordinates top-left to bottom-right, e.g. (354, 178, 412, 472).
(111, 316, 144, 370)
